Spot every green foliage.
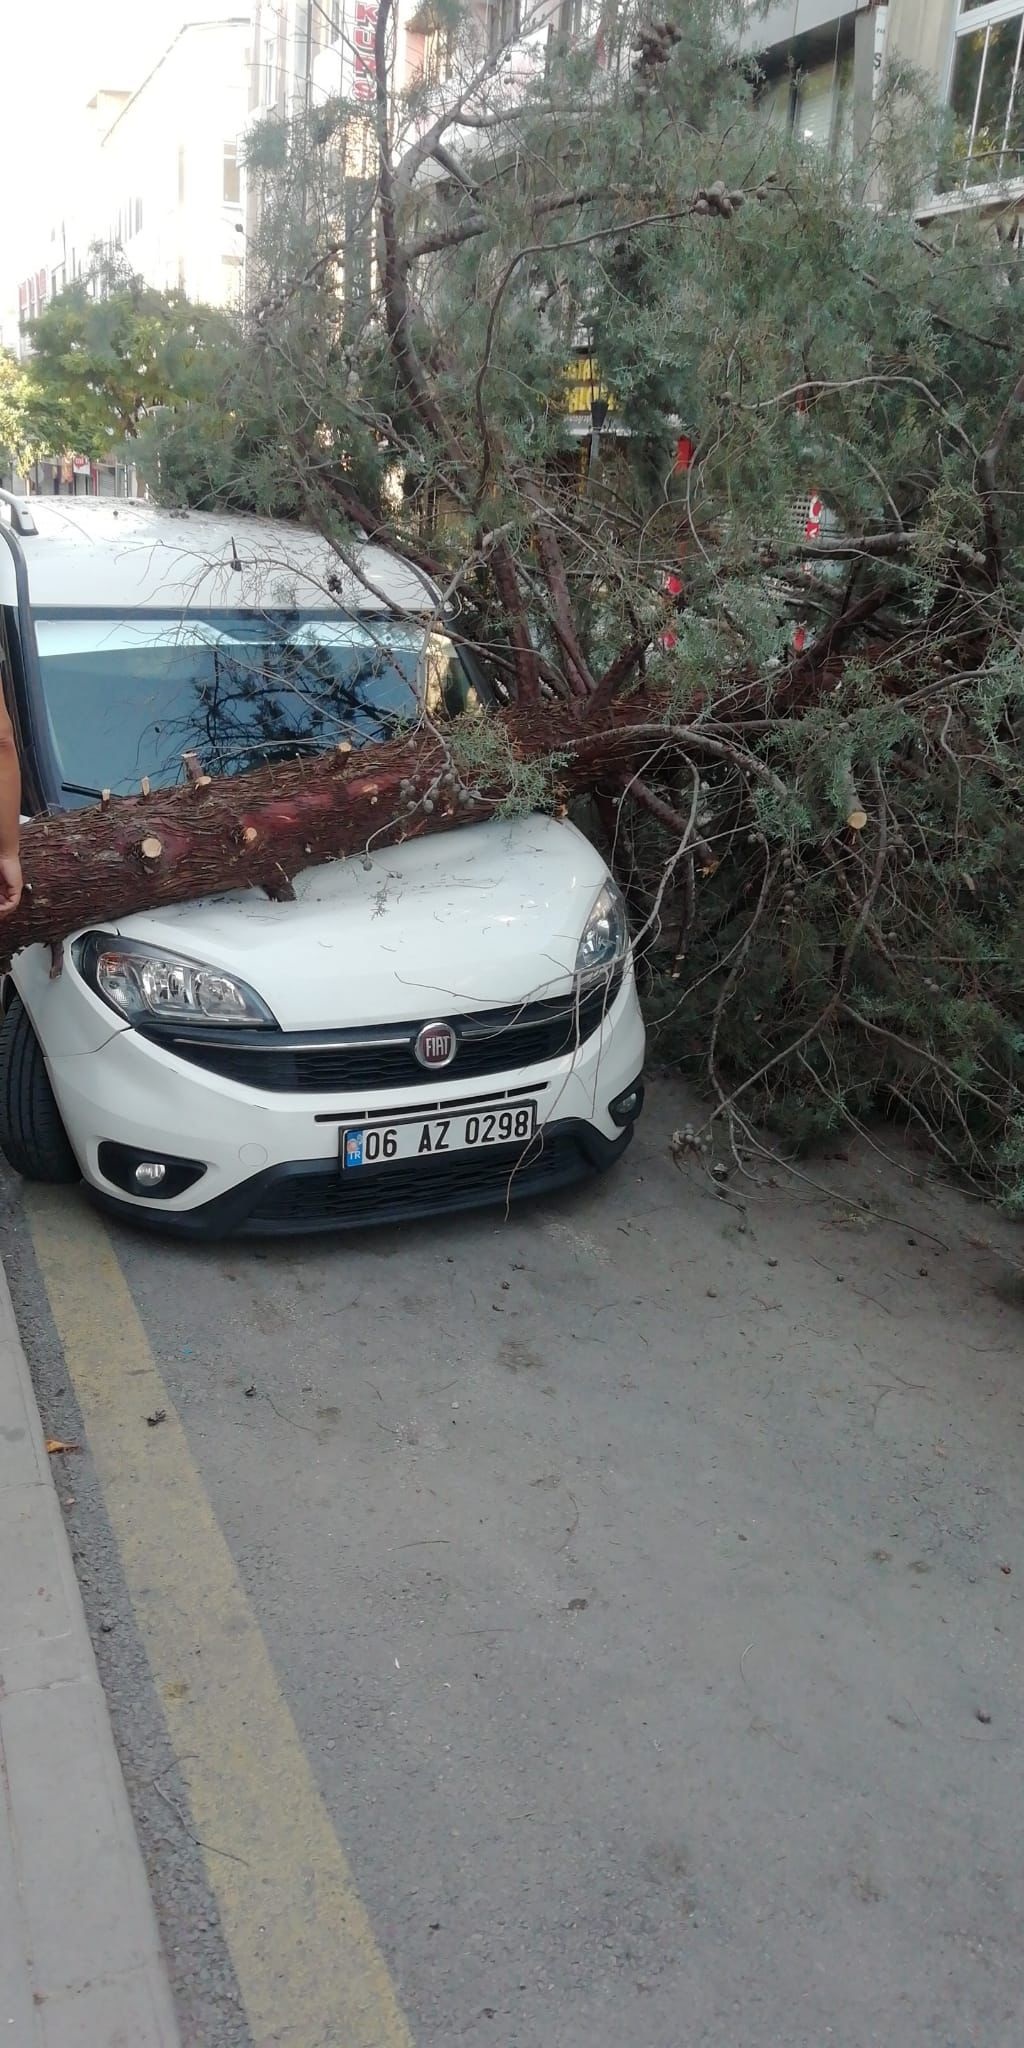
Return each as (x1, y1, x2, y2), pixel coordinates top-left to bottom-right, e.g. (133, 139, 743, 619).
(0, 351, 31, 475)
(22, 259, 237, 460)
(450, 718, 556, 816)
(144, 0, 1024, 1206)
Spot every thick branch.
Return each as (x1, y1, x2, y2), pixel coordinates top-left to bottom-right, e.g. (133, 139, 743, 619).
(856, 266, 1012, 356)
(390, 21, 571, 203)
(761, 532, 985, 572)
(376, 0, 467, 466)
(746, 376, 979, 459)
(529, 505, 594, 697)
(781, 584, 894, 699)
(487, 538, 542, 701)
(976, 361, 1024, 584)
(586, 640, 648, 719)
(4, 696, 785, 956)
(402, 184, 627, 267)
(292, 432, 448, 582)
(630, 777, 713, 868)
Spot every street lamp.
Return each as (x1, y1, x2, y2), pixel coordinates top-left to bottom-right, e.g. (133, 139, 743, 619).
(584, 319, 606, 481)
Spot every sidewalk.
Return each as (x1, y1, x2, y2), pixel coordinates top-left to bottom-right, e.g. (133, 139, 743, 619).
(0, 1264, 180, 2046)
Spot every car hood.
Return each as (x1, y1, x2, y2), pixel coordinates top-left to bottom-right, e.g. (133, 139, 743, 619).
(109, 815, 611, 1030)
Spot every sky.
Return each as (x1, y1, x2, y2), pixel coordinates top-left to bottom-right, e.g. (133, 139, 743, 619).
(0, 0, 233, 309)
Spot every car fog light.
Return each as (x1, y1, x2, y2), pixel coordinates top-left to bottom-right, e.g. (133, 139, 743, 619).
(609, 1081, 645, 1128)
(98, 1144, 206, 1199)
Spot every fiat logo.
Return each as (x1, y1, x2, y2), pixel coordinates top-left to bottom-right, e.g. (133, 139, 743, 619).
(414, 1021, 457, 1070)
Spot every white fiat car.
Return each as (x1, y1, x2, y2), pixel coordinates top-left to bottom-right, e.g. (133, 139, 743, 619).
(0, 496, 645, 1236)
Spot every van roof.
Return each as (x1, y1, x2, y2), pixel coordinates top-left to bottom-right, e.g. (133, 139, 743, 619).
(0, 500, 440, 618)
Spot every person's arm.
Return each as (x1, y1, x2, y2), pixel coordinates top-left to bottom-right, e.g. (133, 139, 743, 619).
(0, 696, 23, 915)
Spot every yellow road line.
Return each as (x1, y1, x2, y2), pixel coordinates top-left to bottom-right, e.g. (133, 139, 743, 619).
(27, 1188, 413, 2048)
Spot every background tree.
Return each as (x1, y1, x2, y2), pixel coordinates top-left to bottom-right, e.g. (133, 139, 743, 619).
(27, 0, 1024, 1201)
(0, 350, 31, 480)
(22, 256, 237, 461)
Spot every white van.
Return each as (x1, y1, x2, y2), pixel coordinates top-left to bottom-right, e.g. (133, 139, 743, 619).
(0, 496, 645, 1236)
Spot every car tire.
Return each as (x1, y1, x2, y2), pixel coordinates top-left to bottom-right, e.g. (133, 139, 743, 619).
(0, 997, 80, 1183)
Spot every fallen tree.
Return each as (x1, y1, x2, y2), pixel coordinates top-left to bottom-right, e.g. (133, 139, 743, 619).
(14, 629, 1024, 1213)
(74, 0, 1024, 1205)
(5, 696, 676, 955)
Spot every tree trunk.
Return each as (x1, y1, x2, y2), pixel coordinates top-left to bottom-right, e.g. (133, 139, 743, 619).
(5, 700, 665, 958)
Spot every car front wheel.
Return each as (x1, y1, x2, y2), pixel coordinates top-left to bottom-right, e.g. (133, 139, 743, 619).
(0, 996, 80, 1183)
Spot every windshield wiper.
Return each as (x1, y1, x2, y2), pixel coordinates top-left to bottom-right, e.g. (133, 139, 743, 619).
(62, 780, 107, 801)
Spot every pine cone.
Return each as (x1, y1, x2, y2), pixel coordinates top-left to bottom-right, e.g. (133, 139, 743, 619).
(632, 19, 683, 73)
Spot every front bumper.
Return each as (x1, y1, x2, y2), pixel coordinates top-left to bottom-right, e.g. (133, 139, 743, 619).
(87, 1117, 635, 1238)
(44, 971, 646, 1238)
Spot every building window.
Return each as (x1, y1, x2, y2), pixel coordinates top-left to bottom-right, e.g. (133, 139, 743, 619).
(946, 3, 1024, 189)
(794, 54, 850, 152)
(489, 0, 521, 56)
(547, 0, 583, 64)
(422, 19, 456, 82)
(324, 0, 343, 45)
(223, 142, 241, 205)
(263, 32, 278, 104)
(755, 44, 853, 165)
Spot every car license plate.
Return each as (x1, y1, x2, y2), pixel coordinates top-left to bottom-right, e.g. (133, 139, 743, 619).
(341, 1101, 538, 1169)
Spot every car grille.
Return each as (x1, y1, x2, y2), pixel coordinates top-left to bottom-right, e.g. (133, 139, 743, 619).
(244, 1132, 589, 1230)
(140, 971, 622, 1095)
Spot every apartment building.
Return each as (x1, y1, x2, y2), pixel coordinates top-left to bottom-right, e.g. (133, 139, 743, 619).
(748, 0, 1024, 214)
(10, 0, 599, 338)
(14, 18, 251, 339)
(16, 1, 1016, 350)
(98, 16, 251, 305)
(15, 92, 131, 342)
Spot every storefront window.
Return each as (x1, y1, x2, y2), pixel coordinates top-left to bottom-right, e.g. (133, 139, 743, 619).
(946, 2, 1024, 188)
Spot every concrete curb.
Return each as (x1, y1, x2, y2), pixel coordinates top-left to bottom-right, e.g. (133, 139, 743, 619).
(0, 1261, 181, 2046)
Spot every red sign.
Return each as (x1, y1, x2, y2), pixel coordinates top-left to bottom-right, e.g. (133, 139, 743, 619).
(353, 0, 377, 101)
(804, 493, 824, 540)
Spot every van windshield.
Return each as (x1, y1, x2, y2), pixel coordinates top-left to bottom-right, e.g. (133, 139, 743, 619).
(33, 610, 470, 803)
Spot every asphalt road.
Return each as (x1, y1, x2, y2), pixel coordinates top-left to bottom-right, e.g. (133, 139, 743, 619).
(5, 1079, 1024, 2048)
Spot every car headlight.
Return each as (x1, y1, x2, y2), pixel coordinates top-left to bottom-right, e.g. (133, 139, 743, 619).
(74, 933, 278, 1028)
(575, 880, 630, 987)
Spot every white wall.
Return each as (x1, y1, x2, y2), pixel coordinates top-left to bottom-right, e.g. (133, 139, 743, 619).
(750, 0, 961, 98)
(887, 0, 958, 87)
(98, 18, 250, 307)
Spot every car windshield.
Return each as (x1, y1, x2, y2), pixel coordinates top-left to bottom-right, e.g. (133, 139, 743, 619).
(33, 610, 471, 803)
